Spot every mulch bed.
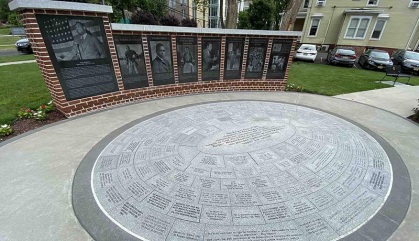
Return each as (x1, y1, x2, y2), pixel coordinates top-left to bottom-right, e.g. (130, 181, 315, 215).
(408, 115, 419, 124)
(0, 110, 66, 143)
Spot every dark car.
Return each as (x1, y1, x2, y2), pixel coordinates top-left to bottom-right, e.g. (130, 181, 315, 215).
(15, 38, 33, 54)
(327, 47, 357, 67)
(392, 50, 419, 74)
(358, 49, 393, 70)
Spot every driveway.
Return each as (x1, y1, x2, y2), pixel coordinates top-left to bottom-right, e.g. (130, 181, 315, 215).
(294, 52, 362, 69)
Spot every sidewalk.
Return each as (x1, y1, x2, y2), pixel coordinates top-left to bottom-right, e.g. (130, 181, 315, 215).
(335, 85, 419, 117)
(0, 59, 36, 66)
(0, 92, 418, 241)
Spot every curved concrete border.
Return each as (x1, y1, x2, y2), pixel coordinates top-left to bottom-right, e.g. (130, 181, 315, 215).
(72, 100, 411, 241)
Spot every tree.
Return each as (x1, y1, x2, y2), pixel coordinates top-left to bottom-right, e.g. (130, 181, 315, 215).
(135, 0, 167, 19)
(237, 9, 250, 29)
(279, 0, 303, 31)
(182, 18, 197, 27)
(225, 0, 238, 29)
(130, 9, 159, 25)
(0, 0, 11, 22)
(160, 14, 180, 26)
(272, 0, 290, 30)
(248, 0, 273, 30)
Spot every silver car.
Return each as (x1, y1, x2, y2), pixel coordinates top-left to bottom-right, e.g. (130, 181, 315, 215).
(15, 38, 32, 54)
(327, 47, 357, 67)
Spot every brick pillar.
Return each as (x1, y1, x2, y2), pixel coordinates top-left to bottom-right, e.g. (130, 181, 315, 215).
(103, 16, 124, 91)
(219, 36, 226, 81)
(241, 37, 250, 80)
(263, 38, 274, 80)
(172, 35, 179, 83)
(143, 35, 154, 87)
(20, 9, 68, 113)
(197, 36, 202, 82)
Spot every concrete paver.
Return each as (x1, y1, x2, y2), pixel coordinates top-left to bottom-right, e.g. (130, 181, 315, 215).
(335, 85, 419, 117)
(0, 92, 418, 241)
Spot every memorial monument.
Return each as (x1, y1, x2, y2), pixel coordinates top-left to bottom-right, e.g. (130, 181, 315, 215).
(9, 0, 299, 118)
(9, 1, 410, 241)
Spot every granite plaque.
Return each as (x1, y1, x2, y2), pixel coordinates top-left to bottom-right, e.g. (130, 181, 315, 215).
(92, 101, 393, 241)
(266, 39, 293, 79)
(113, 34, 148, 89)
(201, 37, 221, 81)
(245, 38, 268, 79)
(176, 36, 198, 83)
(36, 14, 118, 101)
(223, 37, 245, 80)
(147, 35, 175, 86)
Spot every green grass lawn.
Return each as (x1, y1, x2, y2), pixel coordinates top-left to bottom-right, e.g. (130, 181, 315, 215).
(288, 62, 418, 96)
(0, 36, 22, 45)
(0, 54, 35, 64)
(0, 63, 50, 124)
(0, 61, 417, 125)
(0, 27, 11, 35)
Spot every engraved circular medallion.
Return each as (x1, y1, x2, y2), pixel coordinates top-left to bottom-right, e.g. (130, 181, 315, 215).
(90, 101, 393, 241)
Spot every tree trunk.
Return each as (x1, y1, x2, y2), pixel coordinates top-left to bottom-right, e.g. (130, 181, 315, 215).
(225, 0, 238, 29)
(219, 0, 225, 28)
(279, 0, 303, 31)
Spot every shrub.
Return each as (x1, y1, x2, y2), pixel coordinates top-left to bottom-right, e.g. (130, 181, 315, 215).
(285, 84, 305, 92)
(37, 101, 54, 113)
(181, 18, 197, 27)
(130, 10, 159, 25)
(237, 10, 251, 29)
(33, 111, 46, 121)
(160, 15, 180, 26)
(0, 124, 12, 136)
(8, 12, 22, 27)
(18, 108, 33, 119)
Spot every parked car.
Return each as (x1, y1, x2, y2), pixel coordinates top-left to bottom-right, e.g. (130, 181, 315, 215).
(327, 47, 357, 67)
(294, 44, 317, 62)
(391, 50, 419, 74)
(15, 38, 33, 54)
(358, 49, 393, 70)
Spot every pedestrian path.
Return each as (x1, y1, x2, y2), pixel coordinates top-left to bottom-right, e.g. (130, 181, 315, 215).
(0, 59, 36, 66)
(0, 92, 418, 241)
(335, 85, 419, 117)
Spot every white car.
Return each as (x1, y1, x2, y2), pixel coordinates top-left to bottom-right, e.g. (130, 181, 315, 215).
(294, 44, 317, 62)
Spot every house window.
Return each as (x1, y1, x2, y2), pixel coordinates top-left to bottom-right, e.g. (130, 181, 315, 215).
(303, 0, 310, 8)
(371, 18, 388, 40)
(367, 0, 379, 6)
(192, 1, 197, 20)
(316, 0, 326, 7)
(409, 0, 419, 8)
(208, 0, 219, 28)
(308, 18, 321, 37)
(344, 16, 372, 39)
(182, 9, 185, 19)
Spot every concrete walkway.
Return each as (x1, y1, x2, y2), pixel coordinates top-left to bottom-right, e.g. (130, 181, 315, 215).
(0, 92, 418, 241)
(0, 59, 36, 66)
(335, 85, 419, 117)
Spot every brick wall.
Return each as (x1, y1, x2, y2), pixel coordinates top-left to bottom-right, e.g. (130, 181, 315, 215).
(20, 9, 297, 118)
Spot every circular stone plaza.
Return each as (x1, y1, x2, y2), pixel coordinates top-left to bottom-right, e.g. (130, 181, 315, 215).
(1, 92, 416, 241)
